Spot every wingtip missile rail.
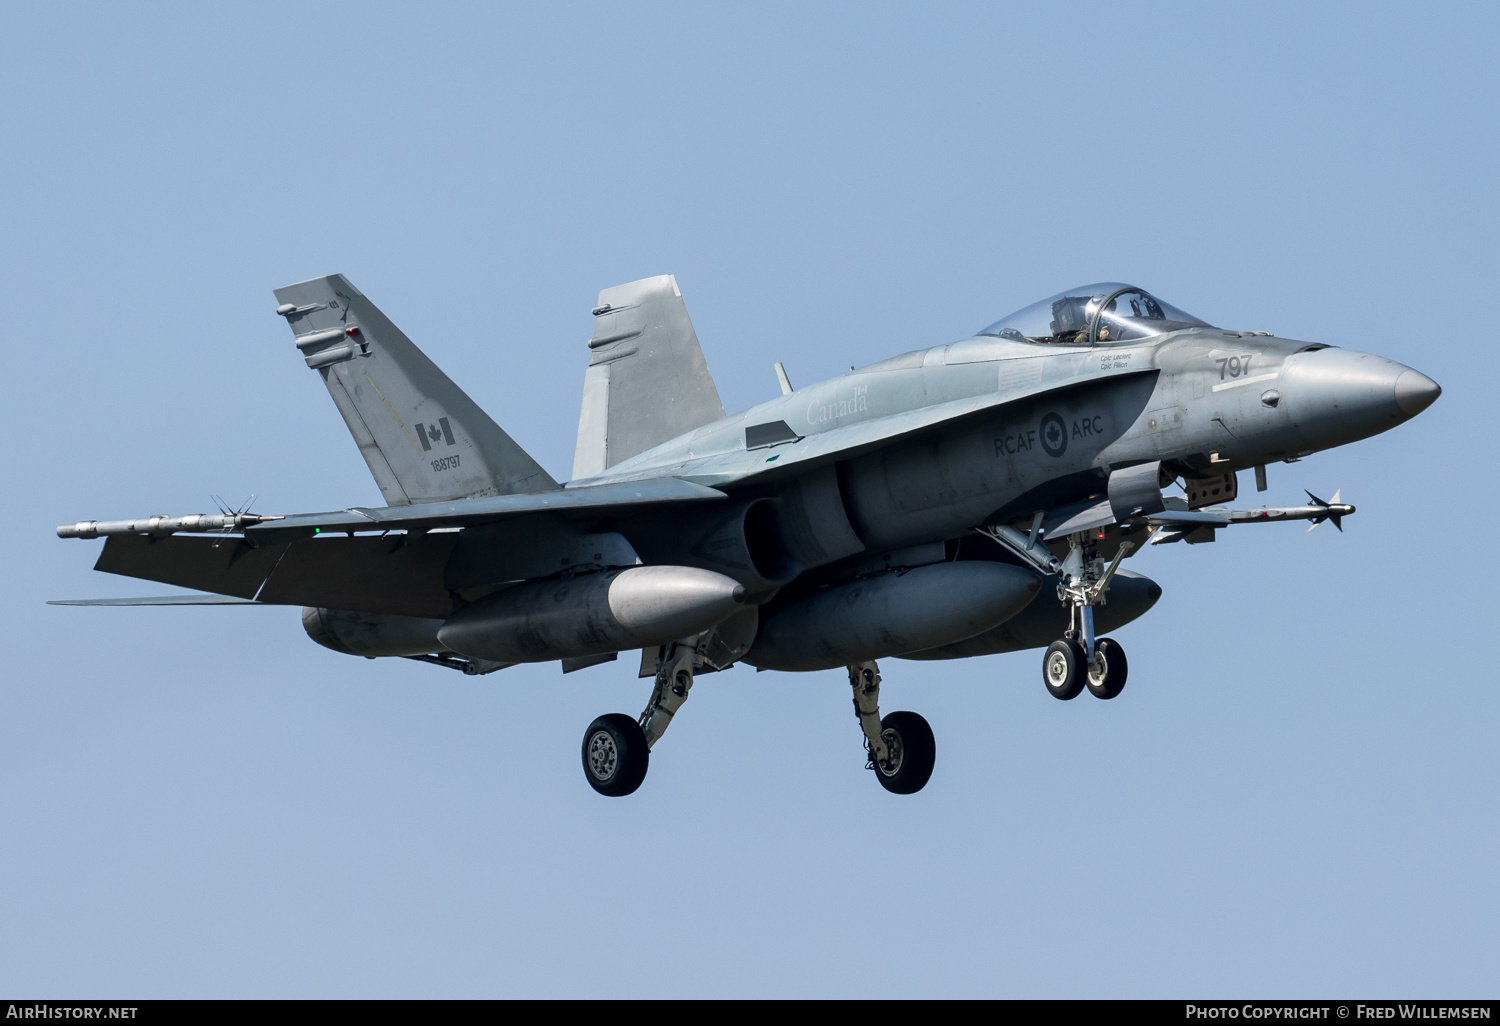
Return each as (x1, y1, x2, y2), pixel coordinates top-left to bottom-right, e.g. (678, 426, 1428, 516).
(57, 513, 284, 539)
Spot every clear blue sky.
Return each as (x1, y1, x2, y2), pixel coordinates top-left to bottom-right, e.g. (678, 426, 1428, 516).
(2, 2, 1494, 997)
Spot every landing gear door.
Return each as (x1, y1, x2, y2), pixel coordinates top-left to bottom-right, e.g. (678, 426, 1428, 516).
(1184, 470, 1238, 510)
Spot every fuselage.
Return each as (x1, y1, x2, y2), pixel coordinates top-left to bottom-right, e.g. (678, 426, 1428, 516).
(585, 327, 1438, 560)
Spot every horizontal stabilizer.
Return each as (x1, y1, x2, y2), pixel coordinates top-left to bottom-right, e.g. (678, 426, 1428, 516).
(48, 594, 262, 606)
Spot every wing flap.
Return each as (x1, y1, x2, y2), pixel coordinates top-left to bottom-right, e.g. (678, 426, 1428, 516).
(94, 536, 290, 599)
(256, 534, 460, 618)
(90, 533, 461, 617)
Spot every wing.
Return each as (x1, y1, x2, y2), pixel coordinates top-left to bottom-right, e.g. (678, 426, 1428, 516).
(75, 478, 729, 618)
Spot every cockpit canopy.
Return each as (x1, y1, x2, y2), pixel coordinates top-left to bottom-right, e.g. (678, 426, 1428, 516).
(978, 283, 1211, 346)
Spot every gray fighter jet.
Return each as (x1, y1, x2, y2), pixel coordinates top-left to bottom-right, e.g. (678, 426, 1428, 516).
(54, 276, 1440, 796)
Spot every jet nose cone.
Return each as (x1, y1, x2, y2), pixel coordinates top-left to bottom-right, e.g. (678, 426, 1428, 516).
(1281, 348, 1441, 451)
(1394, 369, 1441, 417)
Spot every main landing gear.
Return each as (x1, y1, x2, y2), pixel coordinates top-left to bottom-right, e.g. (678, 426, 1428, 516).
(581, 713, 649, 797)
(580, 635, 701, 797)
(580, 643, 939, 797)
(849, 661, 936, 794)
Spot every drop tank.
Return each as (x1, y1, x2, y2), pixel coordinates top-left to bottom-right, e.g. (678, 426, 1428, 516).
(437, 565, 747, 664)
(743, 561, 1041, 672)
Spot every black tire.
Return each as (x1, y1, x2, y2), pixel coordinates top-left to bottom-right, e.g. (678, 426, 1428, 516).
(1086, 637, 1128, 700)
(581, 714, 649, 797)
(872, 710, 936, 794)
(1043, 638, 1087, 700)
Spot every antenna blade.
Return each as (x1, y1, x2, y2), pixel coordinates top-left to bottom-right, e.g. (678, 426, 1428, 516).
(774, 362, 794, 396)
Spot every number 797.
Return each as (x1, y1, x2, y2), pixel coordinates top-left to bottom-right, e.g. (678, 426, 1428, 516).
(1216, 355, 1252, 380)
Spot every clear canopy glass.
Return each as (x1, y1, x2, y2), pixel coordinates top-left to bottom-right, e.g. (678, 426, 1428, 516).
(977, 283, 1211, 345)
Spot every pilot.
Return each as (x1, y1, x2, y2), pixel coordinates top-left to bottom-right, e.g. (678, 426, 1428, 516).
(1048, 296, 1092, 344)
(1095, 296, 1119, 342)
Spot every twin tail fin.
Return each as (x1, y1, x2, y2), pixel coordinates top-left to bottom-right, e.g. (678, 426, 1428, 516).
(274, 274, 558, 506)
(572, 275, 724, 480)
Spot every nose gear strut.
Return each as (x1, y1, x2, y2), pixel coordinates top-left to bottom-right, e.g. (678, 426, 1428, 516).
(978, 523, 1134, 701)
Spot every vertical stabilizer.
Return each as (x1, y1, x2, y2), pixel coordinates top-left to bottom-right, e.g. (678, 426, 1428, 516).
(275, 275, 558, 506)
(572, 275, 725, 480)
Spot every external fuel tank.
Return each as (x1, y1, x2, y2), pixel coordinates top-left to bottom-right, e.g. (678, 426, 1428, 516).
(437, 565, 746, 664)
(899, 568, 1162, 660)
(742, 560, 1041, 672)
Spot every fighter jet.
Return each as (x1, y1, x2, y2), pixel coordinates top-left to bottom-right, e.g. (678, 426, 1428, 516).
(54, 276, 1440, 796)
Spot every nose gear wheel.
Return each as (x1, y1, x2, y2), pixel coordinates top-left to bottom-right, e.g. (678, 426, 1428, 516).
(1044, 638, 1087, 700)
(1085, 637, 1128, 699)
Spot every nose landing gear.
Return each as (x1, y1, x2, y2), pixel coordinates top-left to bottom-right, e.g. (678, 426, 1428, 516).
(977, 523, 1136, 705)
(1045, 531, 1134, 702)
